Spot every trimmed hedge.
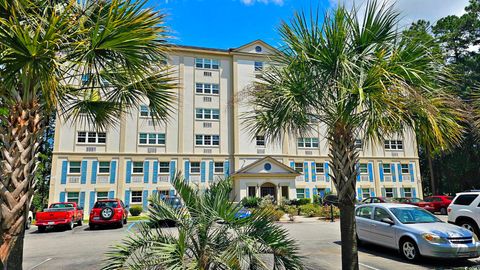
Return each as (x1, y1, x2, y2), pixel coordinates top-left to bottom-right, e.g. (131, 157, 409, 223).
(129, 205, 143, 216)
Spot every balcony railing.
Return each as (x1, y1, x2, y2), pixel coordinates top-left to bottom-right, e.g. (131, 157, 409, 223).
(295, 175, 304, 181)
(157, 175, 170, 182)
(402, 174, 412, 181)
(131, 175, 143, 183)
(67, 176, 80, 184)
(360, 175, 370, 182)
(97, 175, 109, 184)
(189, 175, 201, 184)
(384, 175, 393, 182)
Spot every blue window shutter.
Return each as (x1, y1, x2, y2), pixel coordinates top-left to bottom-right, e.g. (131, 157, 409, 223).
(169, 189, 175, 197)
(379, 163, 384, 182)
(209, 161, 214, 182)
(61, 161, 68, 184)
(184, 160, 190, 182)
(391, 164, 396, 182)
(325, 188, 331, 194)
(305, 188, 310, 199)
(311, 162, 316, 182)
(356, 163, 360, 182)
(126, 161, 132, 184)
(59, 192, 66, 202)
(224, 160, 230, 177)
(370, 188, 375, 197)
(89, 191, 95, 211)
(169, 161, 176, 182)
(110, 160, 117, 184)
(81, 160, 88, 184)
(400, 188, 405, 197)
(325, 162, 330, 182)
(381, 188, 386, 197)
(357, 188, 362, 201)
(303, 161, 309, 182)
(91, 161, 98, 184)
(152, 161, 158, 184)
(409, 163, 415, 182)
(312, 188, 318, 196)
(144, 161, 150, 184)
(397, 164, 403, 182)
(79, 192, 85, 208)
(201, 161, 206, 182)
(152, 190, 158, 198)
(319, 189, 325, 197)
(368, 163, 374, 182)
(108, 191, 114, 199)
(142, 190, 148, 210)
(290, 161, 294, 169)
(412, 188, 417, 198)
(125, 190, 131, 206)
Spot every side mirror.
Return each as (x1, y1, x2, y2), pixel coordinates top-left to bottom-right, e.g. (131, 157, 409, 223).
(381, 217, 395, 225)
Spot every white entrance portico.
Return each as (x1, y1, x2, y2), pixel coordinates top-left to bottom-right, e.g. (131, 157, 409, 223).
(232, 156, 300, 202)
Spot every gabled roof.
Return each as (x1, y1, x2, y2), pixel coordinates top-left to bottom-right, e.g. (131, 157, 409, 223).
(233, 156, 300, 176)
(230, 39, 280, 54)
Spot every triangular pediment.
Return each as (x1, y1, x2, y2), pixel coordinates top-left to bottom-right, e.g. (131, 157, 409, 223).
(231, 39, 279, 55)
(234, 156, 300, 176)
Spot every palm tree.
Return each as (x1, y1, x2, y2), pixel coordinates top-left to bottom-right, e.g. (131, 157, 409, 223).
(0, 0, 176, 268)
(246, 1, 465, 269)
(103, 176, 303, 270)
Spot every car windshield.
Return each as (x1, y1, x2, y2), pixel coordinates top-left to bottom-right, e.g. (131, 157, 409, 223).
(410, 198, 422, 203)
(94, 201, 118, 208)
(51, 203, 74, 208)
(390, 207, 442, 224)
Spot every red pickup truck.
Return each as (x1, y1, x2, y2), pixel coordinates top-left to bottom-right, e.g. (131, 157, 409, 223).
(35, 202, 84, 232)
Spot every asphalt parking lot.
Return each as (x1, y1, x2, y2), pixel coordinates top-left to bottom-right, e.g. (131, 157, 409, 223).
(23, 217, 480, 270)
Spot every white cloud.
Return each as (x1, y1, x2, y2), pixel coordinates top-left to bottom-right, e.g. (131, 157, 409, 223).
(329, 0, 469, 28)
(240, 0, 284, 6)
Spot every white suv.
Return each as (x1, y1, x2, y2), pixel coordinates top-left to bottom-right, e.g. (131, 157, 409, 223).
(448, 191, 480, 236)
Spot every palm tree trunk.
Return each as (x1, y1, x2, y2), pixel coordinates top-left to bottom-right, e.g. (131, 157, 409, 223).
(328, 124, 359, 270)
(426, 147, 436, 195)
(0, 102, 42, 269)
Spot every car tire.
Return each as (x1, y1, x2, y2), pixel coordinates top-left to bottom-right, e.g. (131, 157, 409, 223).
(459, 220, 480, 237)
(440, 207, 447, 215)
(66, 221, 74, 230)
(38, 226, 46, 233)
(77, 218, 83, 226)
(400, 239, 420, 261)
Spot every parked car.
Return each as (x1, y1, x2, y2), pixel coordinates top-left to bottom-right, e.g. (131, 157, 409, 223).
(149, 196, 184, 227)
(423, 195, 453, 215)
(356, 203, 480, 261)
(35, 202, 84, 232)
(323, 194, 338, 206)
(235, 207, 252, 219)
(25, 211, 33, 230)
(89, 199, 128, 229)
(360, 197, 394, 204)
(448, 191, 480, 237)
(396, 198, 435, 212)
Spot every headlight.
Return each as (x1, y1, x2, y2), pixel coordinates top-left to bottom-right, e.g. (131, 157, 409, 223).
(422, 233, 448, 244)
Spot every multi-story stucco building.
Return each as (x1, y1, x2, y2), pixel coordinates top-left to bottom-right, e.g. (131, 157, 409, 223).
(48, 40, 423, 214)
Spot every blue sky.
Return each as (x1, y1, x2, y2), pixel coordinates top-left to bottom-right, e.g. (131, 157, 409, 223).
(146, 0, 331, 49)
(145, 0, 469, 50)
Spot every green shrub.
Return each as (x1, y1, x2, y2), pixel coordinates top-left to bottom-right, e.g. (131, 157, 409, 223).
(241, 197, 260, 208)
(297, 198, 311, 205)
(299, 203, 321, 217)
(129, 205, 143, 216)
(259, 195, 275, 208)
(284, 205, 297, 221)
(313, 194, 322, 205)
(317, 205, 341, 219)
(260, 205, 285, 221)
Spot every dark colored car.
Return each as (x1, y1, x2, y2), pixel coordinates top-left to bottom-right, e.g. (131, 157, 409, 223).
(360, 197, 394, 204)
(89, 199, 128, 229)
(422, 195, 454, 215)
(149, 196, 183, 227)
(323, 194, 339, 206)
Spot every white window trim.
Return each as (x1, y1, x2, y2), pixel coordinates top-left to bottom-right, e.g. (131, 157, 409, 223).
(76, 131, 106, 145)
(158, 162, 170, 174)
(214, 162, 224, 173)
(256, 135, 266, 147)
(404, 188, 413, 198)
(96, 191, 109, 201)
(382, 164, 392, 175)
(68, 161, 82, 175)
(139, 105, 154, 118)
(130, 191, 143, 204)
(66, 192, 80, 203)
(296, 188, 306, 199)
(131, 162, 144, 175)
(297, 137, 319, 149)
(400, 164, 410, 174)
(385, 188, 394, 198)
(195, 134, 220, 147)
(195, 83, 220, 95)
(195, 108, 220, 121)
(294, 163, 304, 173)
(138, 133, 166, 146)
(384, 140, 404, 151)
(195, 58, 220, 70)
(97, 161, 110, 175)
(190, 162, 201, 175)
(359, 163, 368, 175)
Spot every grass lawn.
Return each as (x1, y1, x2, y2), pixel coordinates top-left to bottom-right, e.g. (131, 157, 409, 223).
(127, 215, 149, 221)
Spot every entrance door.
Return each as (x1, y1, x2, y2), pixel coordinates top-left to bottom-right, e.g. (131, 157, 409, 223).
(261, 187, 275, 197)
(281, 186, 289, 199)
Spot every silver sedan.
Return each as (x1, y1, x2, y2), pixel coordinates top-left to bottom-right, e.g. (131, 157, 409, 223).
(355, 203, 480, 261)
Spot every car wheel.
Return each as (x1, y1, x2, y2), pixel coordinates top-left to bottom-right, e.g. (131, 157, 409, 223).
(66, 221, 74, 230)
(400, 239, 420, 261)
(38, 226, 46, 233)
(118, 221, 124, 228)
(25, 217, 32, 230)
(77, 219, 83, 226)
(440, 207, 447, 215)
(460, 220, 480, 237)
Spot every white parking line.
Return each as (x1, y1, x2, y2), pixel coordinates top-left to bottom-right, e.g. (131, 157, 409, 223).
(359, 262, 382, 270)
(29, 257, 52, 270)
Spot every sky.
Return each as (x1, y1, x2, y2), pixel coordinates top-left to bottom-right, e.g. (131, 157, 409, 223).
(146, 0, 471, 50)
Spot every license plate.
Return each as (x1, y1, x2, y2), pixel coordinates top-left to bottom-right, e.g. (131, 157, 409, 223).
(470, 252, 477, 257)
(48, 222, 54, 225)
(93, 217, 100, 220)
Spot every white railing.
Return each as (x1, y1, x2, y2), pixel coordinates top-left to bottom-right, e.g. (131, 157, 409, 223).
(316, 175, 326, 182)
(384, 175, 393, 182)
(360, 175, 370, 182)
(190, 175, 201, 184)
(97, 175, 109, 184)
(131, 176, 143, 183)
(208, 174, 224, 184)
(295, 175, 304, 181)
(158, 175, 170, 182)
(67, 176, 80, 183)
(402, 174, 412, 181)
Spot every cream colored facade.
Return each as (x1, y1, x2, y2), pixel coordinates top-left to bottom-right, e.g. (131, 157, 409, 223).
(49, 40, 423, 214)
